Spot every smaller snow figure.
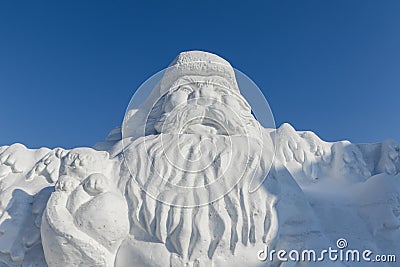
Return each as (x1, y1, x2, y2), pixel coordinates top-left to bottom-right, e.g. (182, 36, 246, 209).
(41, 148, 129, 267)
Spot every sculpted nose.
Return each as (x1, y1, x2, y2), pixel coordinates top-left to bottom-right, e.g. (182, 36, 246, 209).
(196, 87, 217, 105)
(196, 97, 211, 105)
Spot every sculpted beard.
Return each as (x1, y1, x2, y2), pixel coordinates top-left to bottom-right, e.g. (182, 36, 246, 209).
(123, 134, 268, 260)
(120, 93, 272, 261)
(154, 100, 248, 136)
(131, 92, 265, 202)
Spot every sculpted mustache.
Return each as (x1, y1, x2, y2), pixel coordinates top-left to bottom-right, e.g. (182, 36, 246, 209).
(156, 105, 245, 133)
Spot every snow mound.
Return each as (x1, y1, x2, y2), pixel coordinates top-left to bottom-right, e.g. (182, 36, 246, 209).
(1, 124, 399, 266)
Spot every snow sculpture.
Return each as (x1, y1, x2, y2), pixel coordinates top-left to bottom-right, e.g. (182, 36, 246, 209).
(40, 51, 278, 267)
(0, 51, 399, 267)
(41, 148, 129, 266)
(116, 52, 279, 266)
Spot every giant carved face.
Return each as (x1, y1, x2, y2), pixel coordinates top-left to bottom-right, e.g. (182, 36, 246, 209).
(152, 75, 256, 137)
(120, 51, 270, 207)
(122, 51, 267, 141)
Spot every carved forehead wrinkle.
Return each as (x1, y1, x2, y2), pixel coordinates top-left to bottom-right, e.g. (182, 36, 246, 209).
(206, 76, 232, 89)
(168, 75, 233, 92)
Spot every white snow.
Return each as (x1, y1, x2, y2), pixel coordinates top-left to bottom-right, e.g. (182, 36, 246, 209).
(1, 124, 399, 266)
(0, 51, 399, 266)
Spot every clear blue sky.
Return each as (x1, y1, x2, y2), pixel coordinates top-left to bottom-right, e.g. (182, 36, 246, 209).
(0, 1, 399, 149)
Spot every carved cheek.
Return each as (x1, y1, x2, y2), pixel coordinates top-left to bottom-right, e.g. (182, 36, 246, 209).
(223, 95, 240, 111)
(165, 91, 188, 112)
(204, 90, 220, 103)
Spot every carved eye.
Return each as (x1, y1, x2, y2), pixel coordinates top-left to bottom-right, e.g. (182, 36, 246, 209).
(80, 157, 87, 166)
(72, 158, 80, 167)
(179, 86, 193, 94)
(166, 87, 191, 110)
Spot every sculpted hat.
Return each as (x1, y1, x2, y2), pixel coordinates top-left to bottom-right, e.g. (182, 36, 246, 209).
(160, 50, 240, 93)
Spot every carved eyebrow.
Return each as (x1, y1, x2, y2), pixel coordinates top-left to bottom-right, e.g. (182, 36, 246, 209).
(170, 76, 232, 92)
(206, 77, 231, 89)
(169, 77, 197, 92)
(214, 87, 230, 95)
(180, 76, 198, 85)
(179, 85, 194, 93)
